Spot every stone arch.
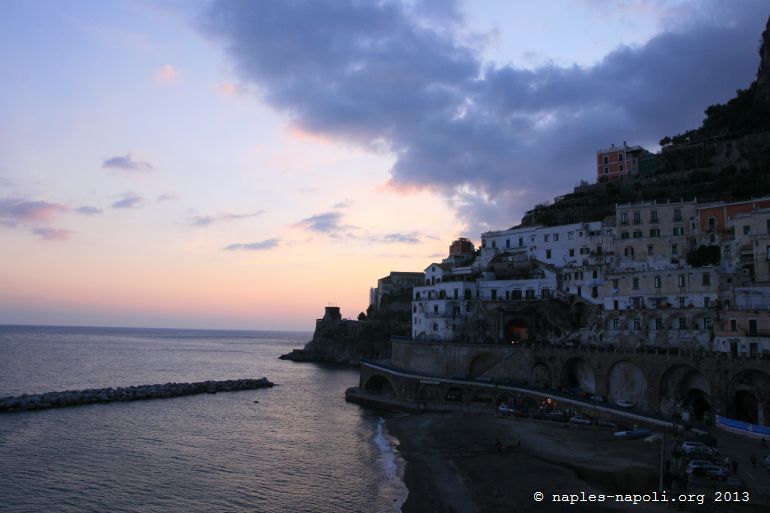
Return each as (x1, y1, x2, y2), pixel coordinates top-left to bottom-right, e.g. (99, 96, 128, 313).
(658, 364, 711, 419)
(531, 362, 553, 387)
(606, 360, 647, 406)
(560, 357, 597, 393)
(505, 317, 529, 343)
(363, 374, 397, 398)
(728, 369, 770, 425)
(468, 352, 499, 379)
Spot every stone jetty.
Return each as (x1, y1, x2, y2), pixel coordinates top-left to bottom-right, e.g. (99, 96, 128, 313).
(0, 377, 274, 413)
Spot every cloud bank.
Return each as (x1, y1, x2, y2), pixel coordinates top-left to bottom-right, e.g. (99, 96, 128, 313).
(224, 238, 279, 251)
(103, 154, 154, 172)
(204, 0, 769, 233)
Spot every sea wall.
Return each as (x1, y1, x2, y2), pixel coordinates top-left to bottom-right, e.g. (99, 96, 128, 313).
(0, 377, 274, 413)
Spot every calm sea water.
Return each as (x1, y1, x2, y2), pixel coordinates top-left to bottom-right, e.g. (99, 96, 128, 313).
(0, 325, 407, 512)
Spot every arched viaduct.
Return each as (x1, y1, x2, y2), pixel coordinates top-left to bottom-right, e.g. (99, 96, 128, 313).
(369, 338, 770, 425)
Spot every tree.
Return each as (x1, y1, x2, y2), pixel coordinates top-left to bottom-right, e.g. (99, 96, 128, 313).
(357, 312, 367, 321)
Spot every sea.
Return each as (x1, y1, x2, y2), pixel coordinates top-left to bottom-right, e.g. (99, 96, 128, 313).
(0, 325, 408, 512)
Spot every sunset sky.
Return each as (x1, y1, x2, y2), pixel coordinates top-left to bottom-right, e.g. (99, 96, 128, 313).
(1, 0, 767, 330)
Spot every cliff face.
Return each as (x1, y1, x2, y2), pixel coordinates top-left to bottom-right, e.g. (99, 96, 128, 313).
(280, 317, 394, 365)
(754, 16, 770, 113)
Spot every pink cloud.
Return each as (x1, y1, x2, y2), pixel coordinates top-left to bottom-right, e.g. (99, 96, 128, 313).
(0, 197, 68, 222)
(154, 64, 180, 84)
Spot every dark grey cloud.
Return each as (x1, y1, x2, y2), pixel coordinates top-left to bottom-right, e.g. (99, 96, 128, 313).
(75, 206, 102, 215)
(204, 0, 769, 232)
(224, 238, 279, 251)
(190, 210, 265, 226)
(111, 193, 145, 209)
(102, 154, 153, 172)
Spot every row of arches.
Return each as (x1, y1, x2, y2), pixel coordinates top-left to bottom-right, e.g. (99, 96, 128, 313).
(363, 359, 770, 426)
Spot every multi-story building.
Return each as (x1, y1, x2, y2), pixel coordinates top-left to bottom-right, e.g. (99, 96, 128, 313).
(614, 200, 697, 269)
(596, 142, 651, 181)
(370, 271, 425, 308)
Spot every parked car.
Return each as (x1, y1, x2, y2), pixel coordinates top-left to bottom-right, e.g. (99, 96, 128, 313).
(763, 454, 770, 470)
(615, 399, 634, 408)
(569, 415, 592, 425)
(597, 419, 617, 428)
(546, 411, 568, 422)
(614, 429, 651, 439)
(497, 404, 514, 415)
(687, 464, 727, 480)
(589, 395, 606, 403)
(681, 441, 718, 456)
(686, 460, 715, 473)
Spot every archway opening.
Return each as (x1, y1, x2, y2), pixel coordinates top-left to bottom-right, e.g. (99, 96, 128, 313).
(684, 388, 711, 420)
(364, 374, 395, 397)
(560, 358, 597, 394)
(468, 353, 498, 379)
(505, 318, 529, 343)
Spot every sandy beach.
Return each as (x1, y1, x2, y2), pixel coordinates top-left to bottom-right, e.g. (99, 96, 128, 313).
(388, 412, 670, 513)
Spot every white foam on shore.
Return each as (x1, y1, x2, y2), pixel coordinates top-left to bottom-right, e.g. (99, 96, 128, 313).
(373, 416, 409, 512)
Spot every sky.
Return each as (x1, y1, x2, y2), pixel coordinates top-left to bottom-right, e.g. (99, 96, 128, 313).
(1, 0, 768, 330)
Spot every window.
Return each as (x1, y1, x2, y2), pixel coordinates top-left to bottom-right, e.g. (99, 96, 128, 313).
(730, 319, 737, 331)
(491, 240, 496, 248)
(553, 233, 559, 241)
(679, 297, 686, 308)
(673, 227, 684, 236)
(624, 246, 635, 257)
(673, 209, 682, 222)
(564, 273, 571, 281)
(704, 318, 713, 330)
(413, 306, 416, 313)
(647, 244, 654, 256)
(621, 231, 630, 239)
(632, 297, 641, 309)
(650, 228, 660, 237)
(709, 233, 716, 243)
(633, 230, 643, 238)
(650, 210, 659, 223)
(749, 319, 758, 336)
(542, 288, 551, 299)
(506, 239, 510, 248)
(464, 289, 472, 300)
(678, 317, 687, 330)
(632, 277, 639, 290)
(633, 212, 641, 224)
(603, 155, 609, 164)
(578, 231, 584, 237)
(544, 234, 550, 242)
(491, 289, 497, 301)
(702, 273, 711, 286)
(678, 274, 686, 287)
(591, 286, 598, 298)
(453, 289, 459, 299)
(569, 249, 575, 257)
(613, 319, 620, 330)
(671, 244, 679, 256)
(767, 219, 770, 234)
(432, 323, 438, 331)
(621, 213, 628, 225)
(575, 271, 584, 280)
(612, 279, 619, 289)
(618, 153, 624, 161)
(655, 318, 663, 330)
(546, 249, 552, 259)
(580, 247, 589, 255)
(525, 289, 535, 300)
(654, 276, 661, 288)
(568, 232, 574, 240)
(481, 240, 486, 248)
(619, 164, 625, 172)
(433, 305, 439, 314)
(633, 319, 641, 331)
(708, 217, 716, 231)
(511, 290, 521, 300)
(518, 237, 524, 247)
(415, 292, 421, 300)
(604, 167, 609, 174)
(613, 300, 619, 310)
(743, 225, 751, 235)
(592, 270, 598, 279)
(704, 297, 710, 307)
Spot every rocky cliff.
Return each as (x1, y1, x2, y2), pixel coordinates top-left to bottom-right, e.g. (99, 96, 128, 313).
(280, 307, 398, 365)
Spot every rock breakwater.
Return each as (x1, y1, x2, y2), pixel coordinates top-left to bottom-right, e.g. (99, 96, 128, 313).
(0, 377, 274, 413)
